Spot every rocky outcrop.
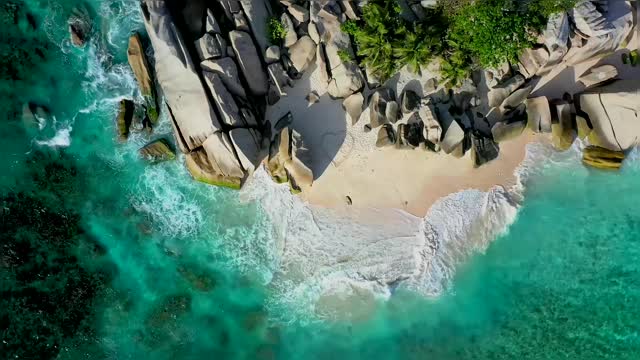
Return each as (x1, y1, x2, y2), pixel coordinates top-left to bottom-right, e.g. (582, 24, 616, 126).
(551, 103, 575, 151)
(577, 80, 640, 151)
(488, 74, 526, 108)
(571, 0, 614, 38)
(324, 32, 364, 98)
(526, 96, 552, 133)
(267, 125, 314, 192)
(68, 5, 91, 47)
(471, 134, 500, 167)
(194, 32, 227, 61)
(543, 12, 570, 58)
(139, 138, 176, 163)
(491, 119, 526, 143)
(127, 32, 159, 123)
(582, 145, 625, 170)
(343, 92, 364, 125)
(238, 0, 273, 52)
(229, 30, 269, 96)
(287, 36, 317, 73)
(518, 47, 549, 79)
(200, 58, 247, 98)
(577, 65, 617, 88)
(116, 99, 134, 141)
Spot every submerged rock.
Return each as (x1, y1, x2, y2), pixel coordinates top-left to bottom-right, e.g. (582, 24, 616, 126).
(139, 138, 176, 163)
(68, 5, 91, 47)
(127, 32, 158, 123)
(582, 145, 624, 170)
(116, 99, 134, 141)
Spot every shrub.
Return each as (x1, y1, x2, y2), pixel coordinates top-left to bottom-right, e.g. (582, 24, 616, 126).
(267, 17, 287, 44)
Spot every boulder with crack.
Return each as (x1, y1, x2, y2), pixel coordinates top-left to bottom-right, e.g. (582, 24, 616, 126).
(324, 31, 365, 98)
(577, 80, 640, 151)
(229, 30, 269, 96)
(487, 74, 525, 108)
(526, 96, 552, 133)
(267, 125, 314, 192)
(201, 58, 247, 98)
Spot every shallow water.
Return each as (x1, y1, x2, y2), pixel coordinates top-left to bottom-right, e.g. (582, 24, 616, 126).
(2, 1, 640, 359)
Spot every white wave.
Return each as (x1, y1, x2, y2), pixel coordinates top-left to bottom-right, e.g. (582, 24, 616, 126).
(240, 141, 558, 321)
(35, 125, 72, 148)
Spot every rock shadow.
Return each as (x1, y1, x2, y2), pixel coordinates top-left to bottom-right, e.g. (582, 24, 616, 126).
(265, 65, 348, 180)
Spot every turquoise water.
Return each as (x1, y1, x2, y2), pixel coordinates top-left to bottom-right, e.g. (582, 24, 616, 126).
(2, 1, 640, 359)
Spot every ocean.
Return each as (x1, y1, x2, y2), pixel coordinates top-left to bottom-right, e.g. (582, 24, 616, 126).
(2, 0, 640, 359)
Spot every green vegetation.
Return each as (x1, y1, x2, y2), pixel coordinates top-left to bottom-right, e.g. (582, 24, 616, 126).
(343, 0, 576, 86)
(338, 49, 354, 63)
(267, 17, 287, 44)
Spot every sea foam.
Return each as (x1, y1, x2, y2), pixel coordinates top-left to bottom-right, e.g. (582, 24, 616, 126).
(241, 142, 559, 320)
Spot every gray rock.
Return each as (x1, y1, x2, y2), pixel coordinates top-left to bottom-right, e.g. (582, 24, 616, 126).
(239, 0, 273, 51)
(306, 91, 320, 107)
(491, 119, 526, 142)
(471, 134, 500, 167)
(203, 72, 244, 127)
(401, 89, 421, 113)
(571, 0, 614, 37)
(201, 58, 247, 98)
(340, 0, 359, 20)
(203, 132, 246, 180)
(424, 78, 437, 94)
(441, 119, 465, 154)
(194, 33, 226, 61)
(267, 126, 314, 190)
(385, 101, 400, 124)
(229, 128, 261, 173)
(308, 22, 320, 44)
(205, 8, 221, 33)
(369, 88, 394, 128)
(229, 30, 269, 96)
(288, 4, 310, 23)
(265, 45, 281, 64)
(288, 36, 316, 73)
(216, 0, 242, 21)
(139, 138, 176, 163)
(233, 10, 250, 31)
(267, 62, 293, 98)
(399, 117, 424, 148)
(324, 31, 365, 98)
(577, 65, 618, 88)
(342, 92, 365, 125)
(418, 103, 441, 148)
(518, 47, 549, 79)
(543, 12, 569, 56)
(281, 13, 298, 47)
(526, 96, 552, 133)
(487, 74, 526, 108)
(551, 103, 575, 151)
(376, 124, 396, 147)
(316, 43, 331, 84)
(501, 85, 533, 110)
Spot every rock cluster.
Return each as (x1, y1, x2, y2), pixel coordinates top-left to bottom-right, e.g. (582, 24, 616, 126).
(137, 0, 315, 191)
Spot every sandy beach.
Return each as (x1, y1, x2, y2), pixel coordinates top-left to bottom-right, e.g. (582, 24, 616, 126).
(266, 64, 546, 217)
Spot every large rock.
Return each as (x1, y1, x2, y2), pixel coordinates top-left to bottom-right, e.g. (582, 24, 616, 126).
(267, 126, 313, 191)
(419, 103, 442, 149)
(201, 58, 247, 98)
(582, 145, 624, 170)
(526, 96, 552, 133)
(239, 0, 273, 51)
(186, 148, 242, 189)
(398, 117, 424, 148)
(139, 138, 176, 163)
(440, 119, 465, 154)
(229, 30, 269, 96)
(401, 89, 421, 114)
(205, 8, 221, 33)
(501, 85, 533, 110)
(324, 32, 365, 98)
(343, 92, 364, 125)
(543, 12, 570, 57)
(202, 72, 244, 128)
(288, 4, 310, 23)
(369, 88, 394, 128)
(229, 128, 261, 173)
(315, 43, 331, 84)
(577, 80, 640, 151)
(376, 124, 396, 148)
(265, 45, 281, 64)
(487, 74, 525, 108)
(576, 114, 592, 139)
(491, 119, 526, 142)
(116, 99, 134, 141)
(142, 1, 222, 150)
(281, 13, 298, 47)
(552, 103, 575, 151)
(385, 101, 400, 124)
(194, 32, 227, 61)
(518, 47, 549, 79)
(571, 0, 614, 38)
(577, 65, 618, 88)
(288, 36, 316, 73)
(471, 134, 500, 167)
(202, 132, 246, 180)
(127, 32, 159, 123)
